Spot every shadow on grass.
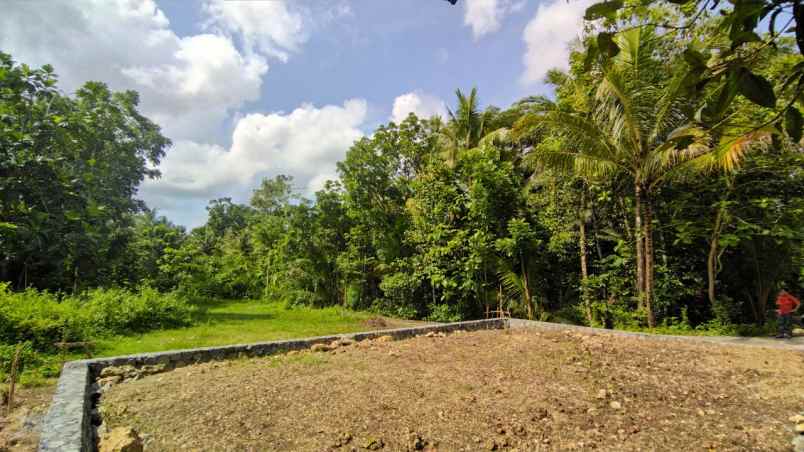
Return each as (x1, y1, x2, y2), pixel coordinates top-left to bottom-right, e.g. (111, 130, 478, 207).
(200, 312, 275, 323)
(186, 299, 277, 324)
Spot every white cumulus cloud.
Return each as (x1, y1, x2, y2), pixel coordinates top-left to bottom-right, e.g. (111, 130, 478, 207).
(0, 0, 271, 142)
(521, 0, 592, 85)
(203, 0, 307, 62)
(391, 91, 448, 123)
(464, 0, 524, 39)
(139, 100, 368, 226)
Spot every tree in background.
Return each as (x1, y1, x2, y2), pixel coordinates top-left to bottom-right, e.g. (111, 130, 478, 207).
(0, 53, 169, 291)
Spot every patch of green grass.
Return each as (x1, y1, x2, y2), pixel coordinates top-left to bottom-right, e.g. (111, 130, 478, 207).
(95, 300, 375, 357)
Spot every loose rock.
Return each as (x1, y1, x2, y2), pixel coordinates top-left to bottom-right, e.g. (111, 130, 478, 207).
(596, 389, 608, 400)
(98, 375, 122, 388)
(100, 365, 138, 379)
(365, 437, 384, 450)
(410, 433, 425, 450)
(140, 364, 166, 376)
(99, 427, 143, 452)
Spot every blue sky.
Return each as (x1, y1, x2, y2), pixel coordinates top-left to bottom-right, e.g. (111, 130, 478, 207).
(1, 0, 591, 227)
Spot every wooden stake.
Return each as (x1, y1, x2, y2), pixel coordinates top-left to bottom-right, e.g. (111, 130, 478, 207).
(6, 344, 22, 416)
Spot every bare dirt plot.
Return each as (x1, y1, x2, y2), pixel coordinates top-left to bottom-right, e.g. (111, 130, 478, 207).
(0, 385, 54, 451)
(100, 329, 804, 451)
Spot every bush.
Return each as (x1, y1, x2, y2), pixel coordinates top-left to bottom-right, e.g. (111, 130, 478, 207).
(0, 283, 194, 352)
(0, 342, 36, 377)
(82, 286, 195, 335)
(424, 303, 463, 323)
(0, 284, 88, 350)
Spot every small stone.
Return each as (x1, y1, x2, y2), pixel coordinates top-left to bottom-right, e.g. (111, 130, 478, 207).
(609, 401, 622, 410)
(792, 435, 804, 452)
(98, 375, 122, 387)
(596, 389, 608, 399)
(789, 414, 804, 424)
(365, 437, 384, 450)
(375, 335, 394, 343)
(99, 427, 143, 452)
(486, 440, 498, 450)
(311, 343, 333, 352)
(100, 365, 137, 379)
(333, 432, 352, 447)
(410, 433, 425, 450)
(140, 364, 166, 375)
(796, 423, 804, 434)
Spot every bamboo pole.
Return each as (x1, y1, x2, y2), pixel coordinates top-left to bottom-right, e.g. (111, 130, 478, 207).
(6, 344, 22, 416)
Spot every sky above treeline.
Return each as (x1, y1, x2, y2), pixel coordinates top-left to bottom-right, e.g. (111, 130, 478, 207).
(1, 0, 591, 228)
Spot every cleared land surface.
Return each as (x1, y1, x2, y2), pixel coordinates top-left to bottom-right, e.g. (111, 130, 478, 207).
(100, 328, 804, 451)
(0, 302, 419, 452)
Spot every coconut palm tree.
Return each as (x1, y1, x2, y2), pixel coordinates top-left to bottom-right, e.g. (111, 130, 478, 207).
(519, 28, 705, 326)
(521, 27, 775, 326)
(440, 88, 493, 166)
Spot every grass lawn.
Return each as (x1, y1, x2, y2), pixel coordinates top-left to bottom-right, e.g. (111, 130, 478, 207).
(94, 299, 407, 357)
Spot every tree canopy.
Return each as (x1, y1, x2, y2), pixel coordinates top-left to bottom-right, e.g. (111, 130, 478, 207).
(1, 3, 801, 333)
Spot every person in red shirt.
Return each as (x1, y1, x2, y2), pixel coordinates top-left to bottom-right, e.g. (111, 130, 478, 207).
(775, 289, 801, 339)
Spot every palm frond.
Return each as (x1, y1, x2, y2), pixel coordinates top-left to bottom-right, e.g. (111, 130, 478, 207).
(497, 267, 524, 300)
(596, 70, 643, 155)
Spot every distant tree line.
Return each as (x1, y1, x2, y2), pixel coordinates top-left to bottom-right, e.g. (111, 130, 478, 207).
(0, 5, 801, 331)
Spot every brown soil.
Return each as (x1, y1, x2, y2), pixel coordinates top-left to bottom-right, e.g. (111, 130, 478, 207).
(0, 385, 54, 451)
(100, 329, 804, 451)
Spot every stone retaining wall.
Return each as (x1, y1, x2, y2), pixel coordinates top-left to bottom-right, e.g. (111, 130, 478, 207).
(38, 318, 804, 451)
(38, 318, 505, 452)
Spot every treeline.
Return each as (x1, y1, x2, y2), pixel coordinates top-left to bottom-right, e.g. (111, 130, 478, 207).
(1, 11, 802, 332)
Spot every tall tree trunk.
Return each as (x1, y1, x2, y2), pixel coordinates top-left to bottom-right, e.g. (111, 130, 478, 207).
(707, 205, 726, 305)
(643, 196, 656, 328)
(579, 191, 592, 324)
(591, 205, 604, 261)
(634, 184, 646, 310)
(0, 257, 8, 283)
(521, 255, 534, 320)
(748, 240, 769, 325)
(619, 197, 633, 241)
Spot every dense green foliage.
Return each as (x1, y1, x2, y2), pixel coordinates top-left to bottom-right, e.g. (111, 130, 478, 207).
(0, 284, 193, 352)
(0, 53, 170, 292)
(0, 0, 802, 364)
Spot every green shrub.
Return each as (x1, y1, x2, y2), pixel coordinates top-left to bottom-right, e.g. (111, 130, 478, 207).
(0, 283, 194, 352)
(424, 303, 463, 323)
(81, 286, 194, 335)
(0, 284, 88, 350)
(0, 342, 37, 377)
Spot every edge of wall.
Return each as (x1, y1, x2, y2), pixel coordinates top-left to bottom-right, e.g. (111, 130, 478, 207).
(507, 319, 804, 351)
(38, 318, 803, 451)
(37, 318, 505, 452)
